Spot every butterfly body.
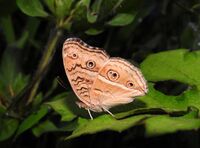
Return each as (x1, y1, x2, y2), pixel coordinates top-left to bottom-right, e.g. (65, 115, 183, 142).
(62, 38, 148, 117)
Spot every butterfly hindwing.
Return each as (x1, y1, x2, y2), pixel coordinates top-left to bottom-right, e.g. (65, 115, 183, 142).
(89, 58, 148, 111)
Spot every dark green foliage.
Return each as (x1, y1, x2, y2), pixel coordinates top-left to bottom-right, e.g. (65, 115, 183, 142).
(0, 0, 200, 147)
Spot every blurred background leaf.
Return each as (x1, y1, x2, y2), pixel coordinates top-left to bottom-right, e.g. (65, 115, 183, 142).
(0, 118, 19, 141)
(14, 105, 49, 138)
(0, 48, 29, 103)
(44, 0, 73, 18)
(16, 0, 48, 17)
(107, 13, 137, 26)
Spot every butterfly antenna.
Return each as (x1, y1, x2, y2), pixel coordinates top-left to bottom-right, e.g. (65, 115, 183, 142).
(56, 76, 68, 89)
(103, 107, 115, 118)
(87, 109, 93, 120)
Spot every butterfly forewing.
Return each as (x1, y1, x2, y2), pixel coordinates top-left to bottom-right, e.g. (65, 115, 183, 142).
(62, 38, 109, 106)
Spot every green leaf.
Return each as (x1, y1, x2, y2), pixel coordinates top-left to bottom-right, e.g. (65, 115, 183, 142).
(65, 109, 200, 139)
(66, 114, 151, 140)
(63, 0, 90, 30)
(145, 114, 200, 137)
(97, 0, 125, 20)
(0, 15, 16, 43)
(15, 105, 49, 137)
(139, 83, 187, 112)
(15, 17, 40, 49)
(32, 120, 58, 137)
(107, 13, 136, 26)
(72, 0, 90, 21)
(17, 0, 48, 17)
(138, 49, 200, 136)
(32, 119, 77, 137)
(85, 28, 103, 35)
(13, 73, 29, 95)
(44, 0, 73, 18)
(32, 93, 43, 107)
(0, 49, 29, 99)
(87, 0, 103, 23)
(16, 30, 29, 49)
(141, 49, 200, 89)
(87, 12, 98, 24)
(46, 92, 77, 121)
(0, 118, 19, 141)
(115, 50, 200, 118)
(0, 105, 6, 114)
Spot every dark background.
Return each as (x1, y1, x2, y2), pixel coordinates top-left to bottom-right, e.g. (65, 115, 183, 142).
(1, 0, 200, 147)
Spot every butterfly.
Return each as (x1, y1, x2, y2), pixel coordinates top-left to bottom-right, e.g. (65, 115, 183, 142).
(62, 38, 148, 119)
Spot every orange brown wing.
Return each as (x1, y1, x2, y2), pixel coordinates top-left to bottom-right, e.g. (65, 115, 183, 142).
(62, 38, 109, 106)
(89, 57, 148, 112)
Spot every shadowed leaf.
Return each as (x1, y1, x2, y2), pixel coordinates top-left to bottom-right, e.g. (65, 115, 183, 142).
(107, 13, 136, 26)
(17, 0, 48, 17)
(15, 105, 49, 137)
(0, 118, 19, 141)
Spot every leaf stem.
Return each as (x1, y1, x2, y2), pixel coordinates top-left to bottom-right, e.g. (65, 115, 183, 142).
(0, 15, 16, 43)
(26, 28, 63, 105)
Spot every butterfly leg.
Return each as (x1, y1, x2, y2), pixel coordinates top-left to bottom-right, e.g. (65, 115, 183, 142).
(87, 109, 93, 120)
(76, 101, 94, 120)
(102, 107, 115, 118)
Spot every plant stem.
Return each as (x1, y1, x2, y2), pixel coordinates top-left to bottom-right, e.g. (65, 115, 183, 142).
(26, 28, 63, 105)
(0, 15, 16, 43)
